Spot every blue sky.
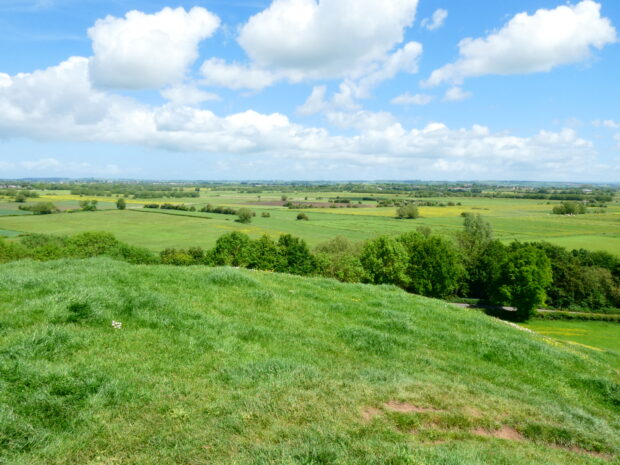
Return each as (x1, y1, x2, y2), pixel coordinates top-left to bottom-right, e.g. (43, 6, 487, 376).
(0, 0, 618, 181)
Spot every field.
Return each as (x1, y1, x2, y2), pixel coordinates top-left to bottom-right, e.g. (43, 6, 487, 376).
(0, 258, 619, 464)
(521, 320, 620, 368)
(0, 189, 619, 253)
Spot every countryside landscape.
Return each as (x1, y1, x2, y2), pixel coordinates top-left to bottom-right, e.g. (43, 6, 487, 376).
(1, 0, 620, 464)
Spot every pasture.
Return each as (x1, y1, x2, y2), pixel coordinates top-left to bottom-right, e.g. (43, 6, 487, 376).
(0, 258, 618, 464)
(0, 188, 618, 253)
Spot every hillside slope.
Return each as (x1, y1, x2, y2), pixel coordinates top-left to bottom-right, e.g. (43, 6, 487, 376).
(0, 258, 618, 465)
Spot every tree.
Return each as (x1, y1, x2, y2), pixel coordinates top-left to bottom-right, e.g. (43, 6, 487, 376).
(276, 234, 316, 275)
(396, 204, 419, 219)
(281, 195, 288, 202)
(398, 232, 463, 298)
(314, 236, 365, 283)
(79, 200, 98, 211)
(457, 213, 497, 298)
(491, 244, 552, 321)
(14, 192, 27, 203)
(359, 236, 408, 286)
(116, 198, 126, 210)
(236, 208, 253, 224)
(209, 232, 253, 267)
(248, 235, 281, 271)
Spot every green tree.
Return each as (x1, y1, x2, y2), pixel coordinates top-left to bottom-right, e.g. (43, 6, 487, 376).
(79, 200, 98, 211)
(276, 234, 316, 275)
(116, 198, 126, 210)
(248, 235, 281, 271)
(398, 232, 463, 298)
(359, 236, 408, 286)
(314, 236, 365, 283)
(236, 208, 254, 224)
(209, 232, 253, 267)
(396, 204, 419, 219)
(491, 244, 553, 321)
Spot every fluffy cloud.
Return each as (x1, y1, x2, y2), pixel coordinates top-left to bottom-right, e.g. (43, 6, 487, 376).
(1, 158, 121, 176)
(0, 57, 603, 179)
(88, 7, 220, 89)
(160, 85, 220, 106)
(421, 8, 448, 31)
(238, 0, 419, 78)
(443, 87, 472, 102)
(200, 59, 280, 91)
(425, 1, 616, 86)
(391, 92, 434, 105)
(593, 119, 620, 129)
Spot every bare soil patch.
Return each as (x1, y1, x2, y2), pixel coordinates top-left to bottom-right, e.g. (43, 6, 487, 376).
(361, 407, 382, 422)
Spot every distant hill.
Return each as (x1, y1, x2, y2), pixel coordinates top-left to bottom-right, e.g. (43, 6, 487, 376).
(0, 258, 618, 464)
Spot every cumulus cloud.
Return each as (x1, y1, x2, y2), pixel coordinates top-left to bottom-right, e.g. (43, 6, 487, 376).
(200, 58, 280, 91)
(593, 119, 620, 129)
(0, 57, 603, 179)
(425, 0, 616, 86)
(391, 92, 434, 105)
(297, 86, 329, 115)
(1, 158, 121, 176)
(421, 8, 448, 31)
(88, 7, 220, 89)
(160, 85, 220, 106)
(238, 0, 419, 78)
(443, 87, 472, 102)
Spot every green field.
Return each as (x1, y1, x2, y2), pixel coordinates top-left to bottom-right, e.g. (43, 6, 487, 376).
(0, 190, 619, 253)
(1, 258, 618, 464)
(521, 320, 620, 368)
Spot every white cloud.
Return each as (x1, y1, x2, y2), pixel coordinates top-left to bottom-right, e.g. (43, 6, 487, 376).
(297, 85, 329, 115)
(161, 85, 220, 106)
(593, 119, 620, 129)
(0, 57, 604, 180)
(425, 0, 616, 86)
(421, 8, 448, 31)
(238, 0, 419, 79)
(200, 58, 280, 91)
(391, 92, 434, 105)
(443, 87, 472, 102)
(88, 7, 220, 89)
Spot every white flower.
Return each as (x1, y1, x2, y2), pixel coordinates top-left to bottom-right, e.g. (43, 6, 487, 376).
(111, 320, 122, 329)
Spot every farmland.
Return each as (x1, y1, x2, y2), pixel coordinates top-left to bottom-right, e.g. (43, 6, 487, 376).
(0, 187, 619, 253)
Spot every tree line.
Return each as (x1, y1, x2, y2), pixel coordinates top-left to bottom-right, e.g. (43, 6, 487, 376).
(0, 214, 618, 321)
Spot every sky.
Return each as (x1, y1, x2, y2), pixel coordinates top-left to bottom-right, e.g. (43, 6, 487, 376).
(0, 0, 618, 181)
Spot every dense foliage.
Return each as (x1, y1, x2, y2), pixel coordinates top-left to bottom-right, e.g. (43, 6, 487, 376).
(1, 212, 619, 319)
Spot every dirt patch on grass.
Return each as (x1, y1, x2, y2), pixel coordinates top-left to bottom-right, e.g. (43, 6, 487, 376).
(473, 425, 524, 441)
(384, 401, 440, 413)
(361, 407, 382, 422)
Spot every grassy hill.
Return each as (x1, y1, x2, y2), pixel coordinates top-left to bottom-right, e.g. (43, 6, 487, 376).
(0, 258, 618, 464)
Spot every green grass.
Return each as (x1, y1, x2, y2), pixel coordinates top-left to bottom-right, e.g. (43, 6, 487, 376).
(521, 320, 620, 369)
(0, 258, 619, 464)
(1, 192, 619, 254)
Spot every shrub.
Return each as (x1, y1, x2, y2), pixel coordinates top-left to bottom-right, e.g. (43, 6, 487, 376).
(396, 204, 419, 219)
(116, 198, 126, 210)
(209, 232, 254, 267)
(276, 234, 316, 275)
(19, 202, 58, 215)
(552, 201, 586, 215)
(261, 212, 271, 218)
(237, 208, 254, 224)
(297, 213, 309, 221)
(79, 200, 98, 211)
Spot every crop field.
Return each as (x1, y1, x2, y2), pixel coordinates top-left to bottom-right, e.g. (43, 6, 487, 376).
(0, 189, 619, 254)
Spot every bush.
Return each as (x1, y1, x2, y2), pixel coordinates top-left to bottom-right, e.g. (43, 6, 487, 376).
(116, 198, 126, 210)
(261, 212, 271, 218)
(237, 208, 254, 224)
(552, 201, 586, 215)
(79, 200, 98, 211)
(314, 237, 365, 283)
(276, 234, 316, 275)
(297, 213, 309, 221)
(396, 204, 419, 219)
(19, 202, 58, 215)
(209, 232, 254, 267)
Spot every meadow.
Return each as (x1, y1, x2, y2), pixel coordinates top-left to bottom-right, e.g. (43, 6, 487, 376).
(0, 188, 618, 254)
(0, 258, 618, 464)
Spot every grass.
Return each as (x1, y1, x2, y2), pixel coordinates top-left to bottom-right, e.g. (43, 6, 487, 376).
(0, 191, 619, 254)
(521, 320, 620, 369)
(0, 258, 619, 464)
